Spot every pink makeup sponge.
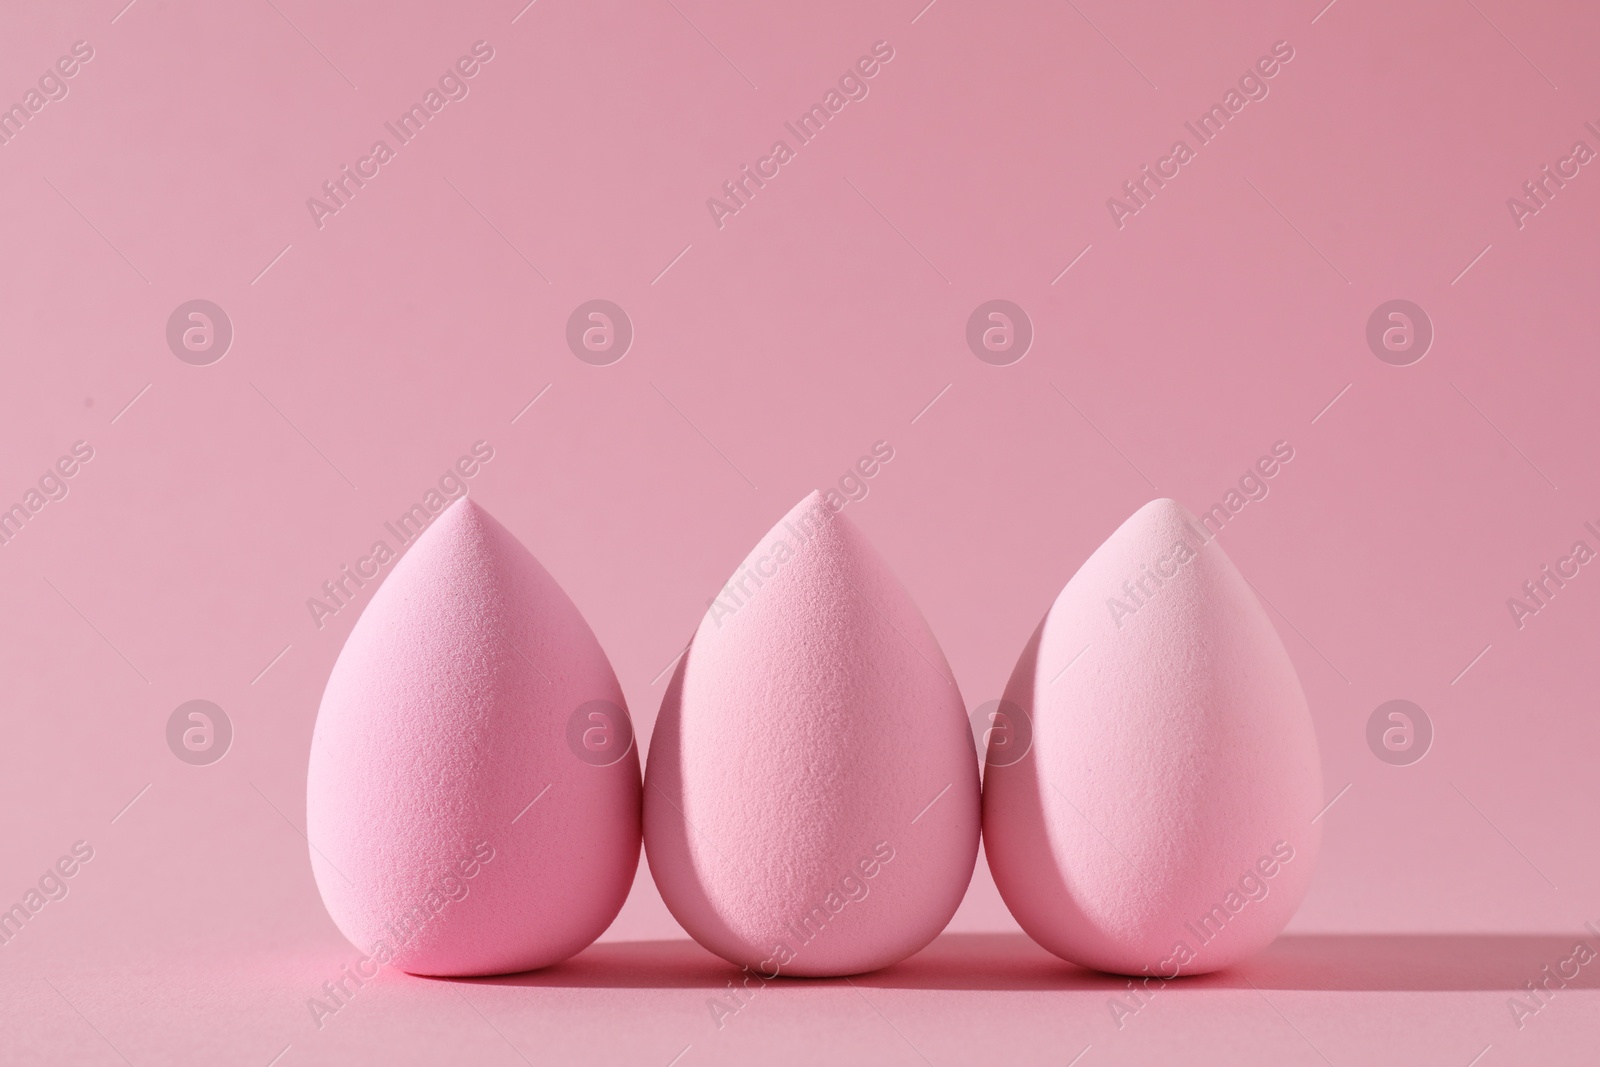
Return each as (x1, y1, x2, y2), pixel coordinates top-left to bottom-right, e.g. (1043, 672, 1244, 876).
(983, 499, 1321, 977)
(644, 493, 980, 977)
(306, 497, 641, 977)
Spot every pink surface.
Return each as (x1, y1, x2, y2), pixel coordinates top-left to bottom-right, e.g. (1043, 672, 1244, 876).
(644, 492, 980, 976)
(307, 496, 641, 977)
(984, 498, 1321, 975)
(1, 0, 1597, 1061)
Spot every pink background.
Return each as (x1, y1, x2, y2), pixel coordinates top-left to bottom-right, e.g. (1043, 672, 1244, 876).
(2, 0, 1597, 1062)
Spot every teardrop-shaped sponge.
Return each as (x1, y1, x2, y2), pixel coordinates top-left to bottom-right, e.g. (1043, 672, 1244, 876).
(644, 492, 980, 977)
(307, 497, 640, 976)
(983, 498, 1322, 976)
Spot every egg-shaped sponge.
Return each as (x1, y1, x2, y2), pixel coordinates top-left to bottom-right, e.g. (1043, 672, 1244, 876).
(644, 492, 980, 977)
(983, 498, 1322, 976)
(306, 496, 640, 976)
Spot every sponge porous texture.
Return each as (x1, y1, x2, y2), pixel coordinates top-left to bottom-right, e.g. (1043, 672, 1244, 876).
(983, 499, 1322, 976)
(645, 493, 980, 977)
(307, 497, 640, 977)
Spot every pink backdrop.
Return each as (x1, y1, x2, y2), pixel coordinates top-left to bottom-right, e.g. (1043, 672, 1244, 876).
(2, 0, 1597, 1062)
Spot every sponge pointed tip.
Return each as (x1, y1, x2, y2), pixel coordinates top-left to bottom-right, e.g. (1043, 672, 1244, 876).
(420, 493, 497, 547)
(1132, 496, 1196, 525)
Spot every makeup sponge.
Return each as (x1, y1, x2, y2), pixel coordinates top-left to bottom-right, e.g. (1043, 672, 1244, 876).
(983, 499, 1321, 977)
(306, 497, 640, 977)
(644, 493, 979, 977)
